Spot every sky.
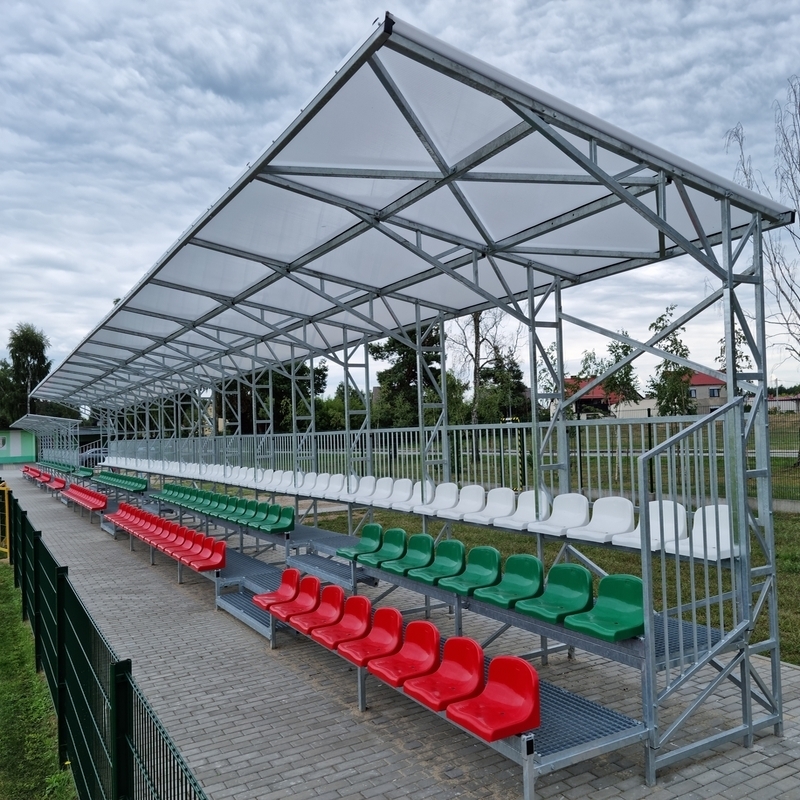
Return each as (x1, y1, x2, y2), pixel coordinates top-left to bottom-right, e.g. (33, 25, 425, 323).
(2, 0, 800, 398)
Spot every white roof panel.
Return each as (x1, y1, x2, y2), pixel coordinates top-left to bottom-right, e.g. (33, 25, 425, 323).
(33, 12, 794, 408)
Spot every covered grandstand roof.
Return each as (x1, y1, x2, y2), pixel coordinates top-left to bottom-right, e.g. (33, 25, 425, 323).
(33, 13, 794, 410)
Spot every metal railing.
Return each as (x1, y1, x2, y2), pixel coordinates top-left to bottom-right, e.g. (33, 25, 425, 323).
(101, 411, 800, 504)
(5, 487, 208, 800)
(635, 400, 780, 779)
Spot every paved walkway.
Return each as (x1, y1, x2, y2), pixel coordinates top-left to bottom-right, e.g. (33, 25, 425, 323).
(5, 470, 800, 800)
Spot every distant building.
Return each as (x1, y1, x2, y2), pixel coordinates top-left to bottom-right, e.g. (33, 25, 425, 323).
(0, 429, 36, 464)
(767, 394, 800, 413)
(688, 372, 727, 413)
(563, 377, 642, 418)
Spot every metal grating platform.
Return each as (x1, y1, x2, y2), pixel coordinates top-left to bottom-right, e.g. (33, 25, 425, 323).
(653, 615, 725, 666)
(308, 531, 359, 556)
(286, 552, 378, 589)
(534, 679, 644, 758)
(216, 588, 286, 640)
(217, 548, 284, 585)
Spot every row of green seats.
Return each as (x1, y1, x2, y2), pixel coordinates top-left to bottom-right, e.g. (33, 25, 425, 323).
(336, 525, 644, 643)
(38, 460, 75, 474)
(38, 461, 93, 479)
(94, 471, 148, 492)
(155, 483, 295, 533)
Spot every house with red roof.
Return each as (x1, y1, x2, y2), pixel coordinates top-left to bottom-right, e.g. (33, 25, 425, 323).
(564, 376, 642, 417)
(563, 372, 727, 417)
(688, 372, 727, 411)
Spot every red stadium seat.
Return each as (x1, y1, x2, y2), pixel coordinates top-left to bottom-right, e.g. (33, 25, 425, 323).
(367, 621, 440, 688)
(446, 656, 540, 742)
(403, 636, 485, 712)
(337, 607, 404, 667)
(289, 585, 345, 634)
(310, 595, 371, 650)
(271, 576, 321, 622)
(252, 569, 301, 612)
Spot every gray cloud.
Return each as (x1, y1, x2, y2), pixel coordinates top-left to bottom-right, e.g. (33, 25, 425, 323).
(2, 0, 798, 385)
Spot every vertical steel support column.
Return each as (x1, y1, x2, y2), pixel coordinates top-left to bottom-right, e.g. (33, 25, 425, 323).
(290, 349, 317, 477)
(526, 266, 542, 499)
(639, 453, 658, 786)
(344, 341, 372, 479)
(721, 199, 754, 745)
(251, 362, 275, 475)
(554, 280, 570, 494)
(751, 213, 784, 735)
(439, 316, 451, 483)
(145, 399, 153, 462)
(415, 307, 450, 514)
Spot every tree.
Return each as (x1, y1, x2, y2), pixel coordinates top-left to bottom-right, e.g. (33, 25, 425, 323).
(369, 328, 441, 428)
(448, 309, 524, 424)
(603, 335, 640, 413)
(315, 381, 366, 431)
(0, 323, 52, 427)
(716, 325, 754, 375)
(476, 346, 530, 422)
(726, 77, 800, 365)
(266, 361, 328, 433)
(647, 306, 696, 416)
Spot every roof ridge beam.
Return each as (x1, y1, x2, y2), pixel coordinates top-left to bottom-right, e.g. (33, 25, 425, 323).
(260, 164, 660, 185)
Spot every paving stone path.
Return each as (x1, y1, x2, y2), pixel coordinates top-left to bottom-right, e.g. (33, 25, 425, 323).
(5, 470, 800, 800)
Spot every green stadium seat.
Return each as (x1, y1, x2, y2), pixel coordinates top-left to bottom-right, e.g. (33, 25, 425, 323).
(381, 533, 434, 576)
(336, 523, 383, 560)
(472, 554, 544, 609)
(407, 539, 465, 586)
(515, 563, 593, 624)
(357, 528, 407, 567)
(437, 546, 501, 597)
(563, 574, 644, 641)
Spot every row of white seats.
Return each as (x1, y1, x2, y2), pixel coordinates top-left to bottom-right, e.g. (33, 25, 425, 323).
(258, 471, 553, 528)
(106, 457, 731, 558)
(103, 458, 272, 488)
(532, 494, 733, 560)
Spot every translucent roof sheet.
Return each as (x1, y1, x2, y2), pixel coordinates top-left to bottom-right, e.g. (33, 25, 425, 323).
(34, 13, 794, 409)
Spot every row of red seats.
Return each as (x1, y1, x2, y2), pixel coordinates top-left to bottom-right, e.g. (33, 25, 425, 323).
(61, 484, 108, 514)
(105, 503, 226, 572)
(23, 466, 66, 493)
(252, 569, 540, 742)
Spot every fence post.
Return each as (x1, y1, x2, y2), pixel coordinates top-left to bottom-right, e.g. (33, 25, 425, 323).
(55, 565, 69, 765)
(110, 659, 134, 800)
(20, 510, 29, 620)
(32, 529, 43, 671)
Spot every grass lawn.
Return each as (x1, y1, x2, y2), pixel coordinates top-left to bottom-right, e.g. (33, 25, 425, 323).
(316, 508, 800, 666)
(0, 562, 77, 800)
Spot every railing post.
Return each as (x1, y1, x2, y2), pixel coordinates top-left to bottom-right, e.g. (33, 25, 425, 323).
(56, 565, 69, 765)
(110, 659, 134, 800)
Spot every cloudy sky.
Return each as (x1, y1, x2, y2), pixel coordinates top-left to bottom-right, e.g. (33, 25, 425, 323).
(3, 0, 800, 395)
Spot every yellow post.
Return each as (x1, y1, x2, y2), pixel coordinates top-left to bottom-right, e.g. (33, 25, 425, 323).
(0, 481, 9, 558)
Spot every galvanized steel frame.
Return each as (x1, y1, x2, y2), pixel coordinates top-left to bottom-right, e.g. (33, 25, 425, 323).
(23, 11, 790, 787)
